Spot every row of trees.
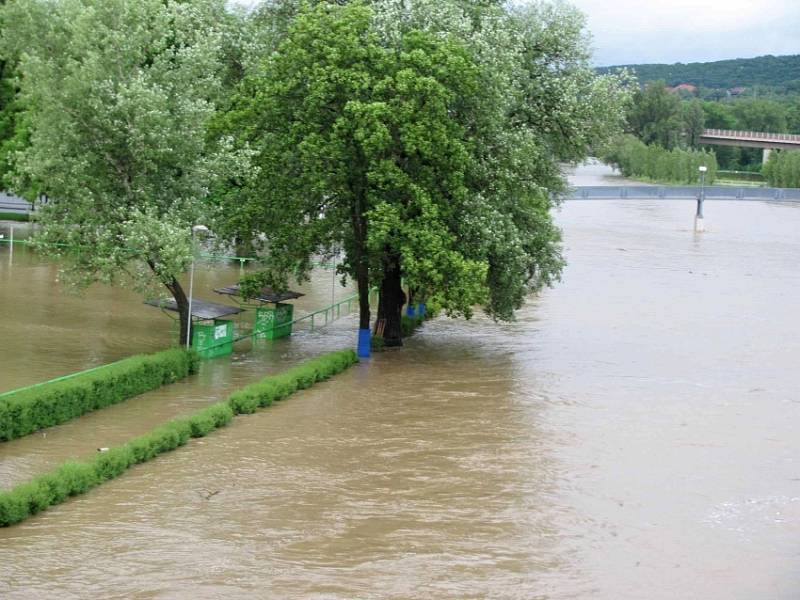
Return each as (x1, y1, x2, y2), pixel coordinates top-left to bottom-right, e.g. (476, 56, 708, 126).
(0, 0, 630, 352)
(620, 80, 800, 172)
(763, 151, 800, 188)
(602, 135, 718, 184)
(597, 54, 800, 96)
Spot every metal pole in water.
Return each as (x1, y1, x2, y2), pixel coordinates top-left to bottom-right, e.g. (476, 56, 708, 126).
(331, 245, 337, 310)
(186, 247, 196, 348)
(695, 166, 707, 232)
(186, 224, 209, 348)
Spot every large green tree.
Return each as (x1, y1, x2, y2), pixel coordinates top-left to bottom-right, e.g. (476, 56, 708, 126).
(627, 81, 683, 149)
(217, 1, 490, 347)
(218, 0, 629, 351)
(0, 0, 29, 194)
(3, 0, 248, 344)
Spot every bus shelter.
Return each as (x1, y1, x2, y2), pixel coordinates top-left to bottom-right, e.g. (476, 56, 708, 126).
(145, 298, 244, 358)
(215, 284, 304, 340)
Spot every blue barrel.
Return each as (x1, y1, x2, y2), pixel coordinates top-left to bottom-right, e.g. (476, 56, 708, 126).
(357, 328, 371, 358)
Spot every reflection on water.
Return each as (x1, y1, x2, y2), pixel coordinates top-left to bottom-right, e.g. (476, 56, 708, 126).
(1, 187, 800, 598)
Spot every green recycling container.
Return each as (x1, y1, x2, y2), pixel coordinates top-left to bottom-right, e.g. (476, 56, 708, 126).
(255, 303, 294, 340)
(192, 319, 234, 358)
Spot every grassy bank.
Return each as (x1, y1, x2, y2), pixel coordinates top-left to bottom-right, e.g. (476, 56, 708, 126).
(0, 349, 358, 527)
(0, 348, 199, 442)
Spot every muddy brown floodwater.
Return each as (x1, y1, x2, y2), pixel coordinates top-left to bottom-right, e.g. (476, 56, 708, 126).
(1, 168, 799, 598)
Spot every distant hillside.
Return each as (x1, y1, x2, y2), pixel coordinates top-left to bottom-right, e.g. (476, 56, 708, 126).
(598, 54, 800, 94)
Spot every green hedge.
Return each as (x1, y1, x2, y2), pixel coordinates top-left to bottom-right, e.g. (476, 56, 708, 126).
(0, 212, 30, 222)
(0, 349, 358, 527)
(0, 348, 199, 442)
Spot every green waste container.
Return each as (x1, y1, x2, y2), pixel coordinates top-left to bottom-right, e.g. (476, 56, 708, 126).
(255, 303, 294, 340)
(192, 319, 235, 358)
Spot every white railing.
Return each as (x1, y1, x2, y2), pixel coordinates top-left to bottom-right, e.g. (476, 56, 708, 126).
(702, 129, 800, 143)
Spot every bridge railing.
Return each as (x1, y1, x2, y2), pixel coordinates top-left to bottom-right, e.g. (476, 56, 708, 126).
(567, 185, 800, 202)
(702, 129, 800, 143)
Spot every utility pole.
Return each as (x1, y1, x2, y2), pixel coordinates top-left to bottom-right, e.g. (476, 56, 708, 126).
(695, 165, 707, 232)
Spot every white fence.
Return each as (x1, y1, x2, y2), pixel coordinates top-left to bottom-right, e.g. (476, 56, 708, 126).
(567, 186, 800, 202)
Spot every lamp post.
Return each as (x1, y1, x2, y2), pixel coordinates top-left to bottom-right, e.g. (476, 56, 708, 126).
(695, 165, 707, 232)
(186, 224, 209, 348)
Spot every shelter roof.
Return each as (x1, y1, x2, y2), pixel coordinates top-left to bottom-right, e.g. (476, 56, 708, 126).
(214, 284, 304, 304)
(145, 298, 244, 320)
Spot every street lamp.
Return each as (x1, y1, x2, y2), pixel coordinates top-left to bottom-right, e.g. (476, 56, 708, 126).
(695, 165, 708, 232)
(186, 224, 209, 348)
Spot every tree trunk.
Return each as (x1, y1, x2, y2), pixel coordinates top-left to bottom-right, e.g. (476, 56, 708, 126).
(147, 259, 192, 347)
(165, 275, 191, 347)
(351, 185, 370, 332)
(234, 234, 254, 260)
(356, 260, 371, 330)
(377, 251, 405, 347)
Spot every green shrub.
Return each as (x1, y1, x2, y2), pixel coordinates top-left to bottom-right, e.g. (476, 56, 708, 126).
(0, 348, 199, 442)
(0, 349, 358, 527)
(763, 150, 800, 188)
(401, 314, 424, 336)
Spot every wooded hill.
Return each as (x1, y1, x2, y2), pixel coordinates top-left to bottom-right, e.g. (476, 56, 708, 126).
(598, 54, 800, 95)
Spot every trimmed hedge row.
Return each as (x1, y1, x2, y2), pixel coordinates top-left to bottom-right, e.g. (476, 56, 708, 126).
(0, 349, 358, 527)
(0, 212, 30, 222)
(0, 348, 200, 442)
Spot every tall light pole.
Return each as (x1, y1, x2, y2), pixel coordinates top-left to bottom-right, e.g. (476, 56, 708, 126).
(186, 224, 209, 348)
(695, 165, 707, 233)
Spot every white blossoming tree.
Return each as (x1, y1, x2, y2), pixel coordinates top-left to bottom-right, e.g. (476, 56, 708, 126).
(2, 0, 249, 345)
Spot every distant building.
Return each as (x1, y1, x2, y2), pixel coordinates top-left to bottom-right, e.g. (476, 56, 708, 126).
(667, 83, 698, 94)
(728, 86, 747, 96)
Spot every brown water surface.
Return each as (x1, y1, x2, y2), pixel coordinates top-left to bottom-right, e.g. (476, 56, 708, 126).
(1, 176, 799, 598)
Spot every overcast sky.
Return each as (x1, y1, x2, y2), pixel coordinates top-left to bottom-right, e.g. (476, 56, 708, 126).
(231, 0, 800, 67)
(571, 0, 800, 66)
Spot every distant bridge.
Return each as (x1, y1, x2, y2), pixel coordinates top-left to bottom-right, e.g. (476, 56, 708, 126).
(567, 185, 800, 202)
(699, 129, 800, 162)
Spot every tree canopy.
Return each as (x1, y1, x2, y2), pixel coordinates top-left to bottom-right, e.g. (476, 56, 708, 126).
(2, 0, 248, 343)
(3, 0, 630, 354)
(216, 0, 630, 349)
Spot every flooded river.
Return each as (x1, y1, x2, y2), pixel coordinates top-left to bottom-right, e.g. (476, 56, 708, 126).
(0, 228, 354, 393)
(1, 168, 799, 598)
